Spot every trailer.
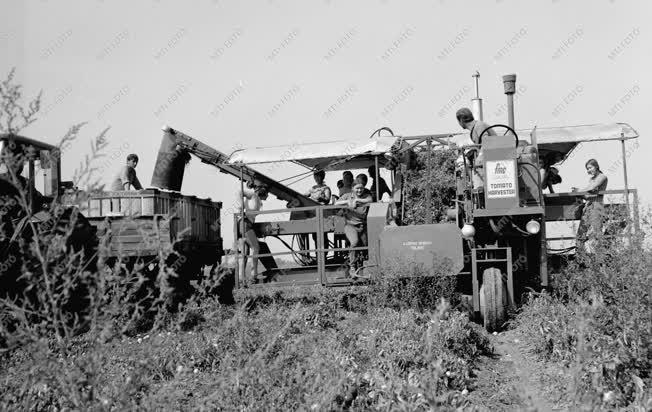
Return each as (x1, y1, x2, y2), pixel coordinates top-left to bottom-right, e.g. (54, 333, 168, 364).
(0, 133, 225, 305)
(75, 189, 223, 297)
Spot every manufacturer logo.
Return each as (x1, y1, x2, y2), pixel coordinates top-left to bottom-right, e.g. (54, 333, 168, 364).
(486, 160, 516, 199)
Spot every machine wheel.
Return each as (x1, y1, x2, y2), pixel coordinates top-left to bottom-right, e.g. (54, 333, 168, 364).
(480, 267, 507, 332)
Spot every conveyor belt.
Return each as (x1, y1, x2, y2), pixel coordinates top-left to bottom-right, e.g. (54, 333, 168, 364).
(155, 127, 320, 208)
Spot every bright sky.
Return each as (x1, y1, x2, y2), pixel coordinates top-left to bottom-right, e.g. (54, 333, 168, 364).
(3, 0, 650, 247)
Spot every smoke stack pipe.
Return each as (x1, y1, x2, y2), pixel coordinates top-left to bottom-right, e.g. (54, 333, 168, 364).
(502, 74, 516, 129)
(471, 71, 483, 121)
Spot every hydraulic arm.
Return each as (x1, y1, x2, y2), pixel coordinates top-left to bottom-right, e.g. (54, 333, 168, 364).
(151, 126, 319, 208)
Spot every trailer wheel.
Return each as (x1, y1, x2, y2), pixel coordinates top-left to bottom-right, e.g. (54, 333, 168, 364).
(480, 267, 507, 332)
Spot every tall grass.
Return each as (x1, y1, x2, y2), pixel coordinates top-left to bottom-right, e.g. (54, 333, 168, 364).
(1, 277, 489, 410)
(515, 225, 651, 410)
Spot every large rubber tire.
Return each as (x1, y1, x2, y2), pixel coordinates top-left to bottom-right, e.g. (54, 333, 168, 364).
(480, 267, 507, 332)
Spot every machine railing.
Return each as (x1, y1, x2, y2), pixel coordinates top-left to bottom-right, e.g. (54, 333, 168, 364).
(232, 203, 371, 288)
(544, 188, 640, 246)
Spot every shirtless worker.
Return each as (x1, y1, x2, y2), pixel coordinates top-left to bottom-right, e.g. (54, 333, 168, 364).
(237, 182, 269, 283)
(456, 107, 496, 191)
(335, 182, 373, 277)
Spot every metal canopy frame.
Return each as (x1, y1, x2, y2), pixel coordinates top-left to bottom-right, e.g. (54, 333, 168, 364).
(227, 122, 640, 287)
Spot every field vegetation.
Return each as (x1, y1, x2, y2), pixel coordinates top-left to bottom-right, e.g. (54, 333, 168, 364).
(514, 230, 651, 410)
(1, 71, 650, 410)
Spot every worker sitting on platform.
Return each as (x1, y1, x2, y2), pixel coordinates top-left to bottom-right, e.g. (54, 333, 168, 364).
(305, 169, 332, 205)
(335, 182, 373, 277)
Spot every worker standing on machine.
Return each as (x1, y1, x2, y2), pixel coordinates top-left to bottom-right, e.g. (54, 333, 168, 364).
(332, 180, 344, 203)
(237, 182, 269, 283)
(368, 165, 391, 202)
(111, 154, 143, 191)
(340, 171, 354, 196)
(572, 159, 608, 252)
(355, 173, 373, 198)
(455, 107, 496, 189)
(456, 107, 496, 145)
(335, 182, 372, 277)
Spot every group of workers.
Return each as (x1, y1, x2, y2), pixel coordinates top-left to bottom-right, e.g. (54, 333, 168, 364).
(236, 167, 392, 281)
(305, 166, 391, 206)
(99, 108, 609, 282)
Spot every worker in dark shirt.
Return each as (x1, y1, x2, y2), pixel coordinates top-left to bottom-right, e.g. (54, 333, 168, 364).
(331, 180, 344, 203)
(539, 156, 562, 193)
(367, 165, 391, 202)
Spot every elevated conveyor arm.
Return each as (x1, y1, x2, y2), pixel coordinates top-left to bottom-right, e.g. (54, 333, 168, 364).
(151, 126, 319, 208)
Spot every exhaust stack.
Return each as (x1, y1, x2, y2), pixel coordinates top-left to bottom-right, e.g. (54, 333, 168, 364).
(471, 71, 483, 121)
(502, 74, 516, 129)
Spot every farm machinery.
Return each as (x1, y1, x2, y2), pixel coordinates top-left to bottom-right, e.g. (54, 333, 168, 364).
(155, 73, 638, 330)
(0, 72, 640, 330)
(0, 135, 99, 300)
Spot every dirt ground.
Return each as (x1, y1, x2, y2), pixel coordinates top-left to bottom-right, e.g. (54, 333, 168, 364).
(468, 329, 573, 412)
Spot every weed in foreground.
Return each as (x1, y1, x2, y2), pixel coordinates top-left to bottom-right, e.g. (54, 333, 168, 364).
(515, 228, 651, 410)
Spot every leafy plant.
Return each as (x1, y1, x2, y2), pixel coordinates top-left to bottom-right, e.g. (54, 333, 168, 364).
(515, 227, 652, 409)
(402, 148, 457, 225)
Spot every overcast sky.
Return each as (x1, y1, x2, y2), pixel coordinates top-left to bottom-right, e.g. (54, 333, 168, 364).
(3, 0, 650, 247)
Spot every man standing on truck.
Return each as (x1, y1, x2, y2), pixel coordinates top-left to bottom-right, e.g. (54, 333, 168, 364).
(111, 154, 143, 191)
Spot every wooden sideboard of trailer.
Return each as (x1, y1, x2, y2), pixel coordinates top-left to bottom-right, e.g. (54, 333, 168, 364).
(76, 189, 223, 277)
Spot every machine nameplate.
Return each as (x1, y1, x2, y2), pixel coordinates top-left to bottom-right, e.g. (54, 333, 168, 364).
(402, 240, 433, 251)
(379, 224, 463, 277)
(486, 159, 517, 199)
